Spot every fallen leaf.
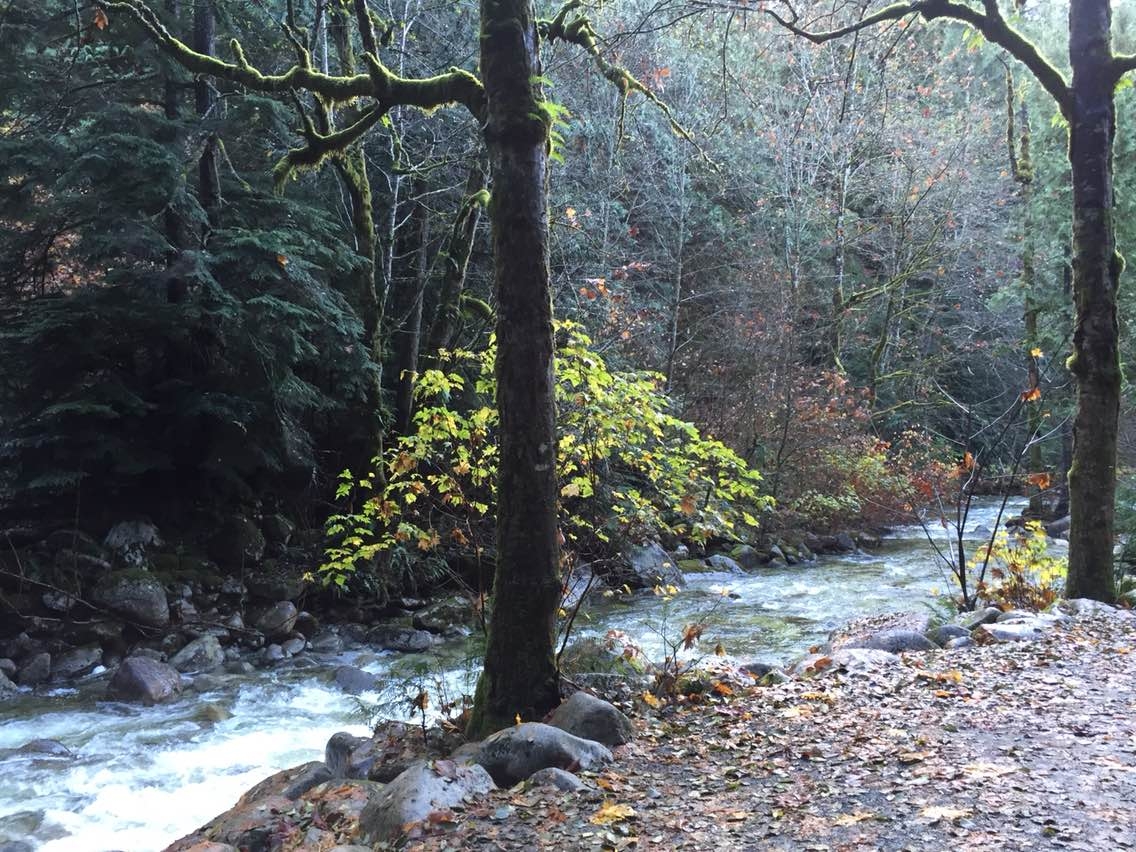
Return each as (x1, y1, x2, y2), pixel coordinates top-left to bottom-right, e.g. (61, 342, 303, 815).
(591, 802, 637, 825)
(919, 805, 972, 822)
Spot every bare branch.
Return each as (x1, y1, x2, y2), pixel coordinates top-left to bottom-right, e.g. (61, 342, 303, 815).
(763, 0, 1071, 116)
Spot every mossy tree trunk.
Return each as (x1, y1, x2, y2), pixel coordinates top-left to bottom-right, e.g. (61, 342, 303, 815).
(466, 0, 562, 738)
(1065, 0, 1119, 601)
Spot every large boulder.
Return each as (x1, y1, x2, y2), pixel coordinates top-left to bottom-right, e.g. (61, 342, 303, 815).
(0, 669, 20, 695)
(926, 624, 970, 647)
(333, 666, 378, 695)
(412, 596, 477, 635)
(104, 520, 162, 567)
(358, 760, 495, 843)
(728, 544, 764, 571)
(50, 645, 103, 681)
(170, 636, 226, 673)
(474, 722, 613, 787)
(254, 602, 298, 639)
(548, 692, 634, 746)
(705, 554, 744, 574)
(16, 652, 51, 687)
(618, 542, 684, 590)
(366, 625, 438, 653)
(107, 657, 183, 704)
(92, 570, 170, 628)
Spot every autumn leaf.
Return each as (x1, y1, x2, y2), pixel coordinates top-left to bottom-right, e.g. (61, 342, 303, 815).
(591, 802, 636, 825)
(1021, 386, 1042, 402)
(561, 482, 581, 498)
(679, 494, 698, 516)
(276, 253, 289, 267)
(93, 8, 108, 29)
(962, 451, 975, 471)
(834, 811, 876, 826)
(1028, 472, 1052, 490)
(1030, 346, 1044, 358)
(681, 622, 705, 650)
(712, 681, 733, 696)
(640, 690, 662, 709)
(919, 805, 972, 822)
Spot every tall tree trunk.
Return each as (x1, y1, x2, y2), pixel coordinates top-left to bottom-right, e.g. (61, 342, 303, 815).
(467, 0, 561, 737)
(193, 0, 220, 227)
(391, 187, 430, 436)
(1065, 0, 1119, 602)
(424, 163, 486, 354)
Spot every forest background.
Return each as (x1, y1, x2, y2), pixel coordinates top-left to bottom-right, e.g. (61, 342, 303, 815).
(3, 0, 1136, 622)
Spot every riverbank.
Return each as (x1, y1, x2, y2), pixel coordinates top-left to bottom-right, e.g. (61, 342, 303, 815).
(156, 600, 1136, 851)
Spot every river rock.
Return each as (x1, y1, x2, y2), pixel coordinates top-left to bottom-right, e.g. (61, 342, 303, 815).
(358, 760, 496, 843)
(548, 691, 634, 746)
(926, 624, 970, 646)
(311, 632, 345, 654)
(979, 619, 1047, 642)
(107, 657, 182, 704)
(50, 645, 103, 681)
(833, 532, 857, 553)
(245, 562, 307, 602)
(832, 647, 902, 673)
(281, 637, 306, 656)
(92, 570, 170, 628)
(527, 766, 586, 791)
(618, 541, 684, 590)
(706, 554, 744, 574)
(170, 636, 225, 673)
(0, 658, 15, 678)
(209, 515, 266, 568)
(474, 722, 613, 787)
(17, 652, 51, 687)
(0, 670, 18, 694)
(412, 595, 476, 634)
(366, 625, 437, 653)
(1059, 598, 1117, 616)
(325, 732, 369, 778)
(946, 636, 974, 649)
(40, 590, 79, 613)
(847, 629, 937, 653)
(829, 611, 932, 652)
(728, 544, 764, 571)
(255, 601, 298, 639)
(261, 514, 295, 547)
(333, 665, 377, 695)
(961, 606, 1003, 630)
(0, 841, 35, 852)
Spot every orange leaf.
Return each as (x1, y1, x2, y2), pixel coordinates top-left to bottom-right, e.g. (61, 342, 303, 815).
(1021, 386, 1042, 402)
(681, 623, 704, 650)
(712, 681, 733, 696)
(962, 451, 975, 471)
(1027, 472, 1051, 490)
(93, 8, 108, 29)
(679, 494, 697, 516)
(276, 253, 288, 267)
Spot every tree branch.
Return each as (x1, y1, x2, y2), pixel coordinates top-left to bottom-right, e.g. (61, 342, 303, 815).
(1114, 54, 1136, 79)
(764, 0, 1071, 116)
(99, 0, 485, 117)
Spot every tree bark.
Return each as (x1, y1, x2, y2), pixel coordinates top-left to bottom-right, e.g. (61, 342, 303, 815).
(1065, 0, 1119, 602)
(467, 0, 561, 737)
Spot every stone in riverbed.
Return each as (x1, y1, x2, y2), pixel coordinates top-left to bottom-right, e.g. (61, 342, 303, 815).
(333, 665, 377, 695)
(474, 722, 613, 787)
(255, 601, 298, 639)
(617, 541, 684, 590)
(358, 760, 496, 843)
(17, 652, 52, 686)
(366, 625, 438, 653)
(107, 657, 182, 704)
(527, 767, 586, 791)
(847, 628, 937, 654)
(960, 606, 1003, 630)
(979, 620, 1047, 642)
(548, 691, 634, 746)
(926, 624, 970, 646)
(170, 636, 225, 673)
(50, 645, 103, 681)
(91, 569, 170, 628)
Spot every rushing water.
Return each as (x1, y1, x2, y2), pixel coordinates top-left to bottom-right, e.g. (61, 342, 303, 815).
(0, 498, 1030, 851)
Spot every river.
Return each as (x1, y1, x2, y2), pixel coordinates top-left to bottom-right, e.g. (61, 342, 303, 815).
(0, 498, 1031, 851)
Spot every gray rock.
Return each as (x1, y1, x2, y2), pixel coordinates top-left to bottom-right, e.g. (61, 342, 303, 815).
(92, 570, 170, 628)
(255, 601, 298, 639)
(833, 532, 857, 552)
(548, 692, 634, 746)
(220, 576, 246, 596)
(474, 722, 613, 787)
(848, 629, 937, 653)
(209, 515, 266, 567)
(260, 644, 286, 665)
(170, 635, 225, 673)
(0, 658, 15, 678)
(619, 541, 684, 590)
(41, 590, 79, 613)
(767, 544, 787, 564)
(728, 544, 763, 571)
(261, 514, 295, 546)
(281, 637, 306, 656)
(50, 645, 103, 681)
(359, 760, 496, 842)
(1059, 598, 1117, 616)
(225, 660, 255, 675)
(311, 632, 345, 654)
(245, 563, 307, 602)
(107, 657, 182, 704)
(333, 666, 377, 695)
(366, 625, 438, 653)
(961, 606, 1003, 630)
(0, 841, 35, 852)
(740, 661, 775, 679)
(412, 595, 476, 634)
(1045, 515, 1071, 537)
(527, 767, 586, 791)
(945, 636, 974, 649)
(17, 652, 51, 686)
(706, 554, 744, 574)
(128, 647, 166, 662)
(979, 620, 1047, 642)
(325, 731, 369, 778)
(282, 762, 333, 799)
(926, 624, 970, 646)
(13, 739, 73, 759)
(831, 647, 902, 673)
(997, 608, 1036, 622)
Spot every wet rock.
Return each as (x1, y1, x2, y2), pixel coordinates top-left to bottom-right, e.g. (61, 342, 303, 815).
(50, 645, 103, 681)
(740, 661, 775, 679)
(245, 563, 306, 602)
(847, 629, 937, 654)
(1045, 515, 1071, 537)
(0, 658, 15, 678)
(294, 611, 319, 637)
(260, 644, 286, 666)
(767, 544, 787, 565)
(980, 620, 1047, 642)
(855, 531, 882, 549)
(618, 541, 684, 590)
(40, 591, 79, 614)
(128, 647, 166, 662)
(833, 532, 857, 553)
(366, 625, 437, 653)
(926, 624, 970, 646)
(91, 569, 170, 628)
(474, 722, 613, 787)
(280, 637, 306, 656)
(282, 762, 333, 799)
(17, 652, 51, 687)
(170, 635, 225, 673)
(527, 767, 586, 791)
(359, 760, 496, 843)
(548, 691, 634, 746)
(706, 554, 744, 574)
(946, 636, 974, 649)
(0, 841, 35, 852)
(311, 632, 344, 654)
(224, 660, 255, 675)
(411, 595, 476, 634)
(729, 544, 764, 571)
(261, 514, 295, 547)
(209, 515, 266, 568)
(1, 634, 42, 661)
(333, 666, 377, 695)
(325, 732, 369, 778)
(107, 657, 182, 704)
(10, 739, 73, 760)
(255, 601, 298, 639)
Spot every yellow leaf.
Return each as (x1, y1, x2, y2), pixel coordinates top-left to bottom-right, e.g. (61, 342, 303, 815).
(515, 713, 522, 725)
(834, 811, 876, 826)
(1030, 347, 1044, 358)
(1021, 386, 1042, 402)
(640, 690, 662, 709)
(590, 802, 636, 825)
(561, 482, 581, 497)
